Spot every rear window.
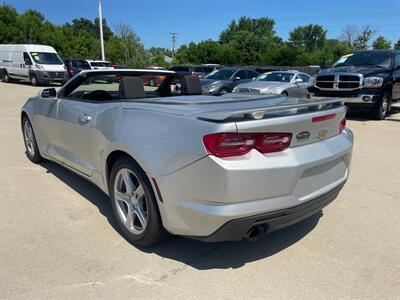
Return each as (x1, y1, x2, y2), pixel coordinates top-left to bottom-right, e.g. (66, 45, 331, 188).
(71, 60, 91, 69)
(90, 62, 112, 67)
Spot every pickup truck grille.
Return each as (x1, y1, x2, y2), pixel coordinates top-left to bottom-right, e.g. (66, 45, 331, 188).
(315, 73, 362, 91)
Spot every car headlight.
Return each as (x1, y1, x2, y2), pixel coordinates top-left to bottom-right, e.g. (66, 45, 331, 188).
(203, 83, 222, 92)
(363, 77, 383, 88)
(232, 87, 239, 93)
(309, 76, 316, 86)
(35, 64, 44, 70)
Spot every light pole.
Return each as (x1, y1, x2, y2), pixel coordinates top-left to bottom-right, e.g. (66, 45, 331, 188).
(169, 32, 178, 59)
(98, 0, 105, 61)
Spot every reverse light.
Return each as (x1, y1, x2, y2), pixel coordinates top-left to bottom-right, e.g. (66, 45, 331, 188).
(203, 132, 292, 158)
(339, 118, 346, 134)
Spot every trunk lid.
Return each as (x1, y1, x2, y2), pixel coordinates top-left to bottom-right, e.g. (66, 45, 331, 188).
(123, 94, 345, 146)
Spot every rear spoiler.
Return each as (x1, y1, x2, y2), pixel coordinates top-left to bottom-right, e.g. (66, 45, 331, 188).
(197, 98, 344, 122)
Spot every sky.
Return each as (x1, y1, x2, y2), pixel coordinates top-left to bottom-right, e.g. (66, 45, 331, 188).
(5, 0, 400, 49)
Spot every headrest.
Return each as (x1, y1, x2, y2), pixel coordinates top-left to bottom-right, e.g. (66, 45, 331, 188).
(119, 77, 145, 99)
(181, 75, 202, 95)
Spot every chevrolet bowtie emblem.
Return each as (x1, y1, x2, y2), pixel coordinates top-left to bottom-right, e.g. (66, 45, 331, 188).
(317, 130, 328, 140)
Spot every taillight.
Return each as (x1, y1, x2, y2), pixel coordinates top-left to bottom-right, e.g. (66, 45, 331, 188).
(339, 118, 346, 133)
(255, 133, 292, 154)
(203, 132, 292, 158)
(67, 66, 74, 76)
(203, 133, 256, 157)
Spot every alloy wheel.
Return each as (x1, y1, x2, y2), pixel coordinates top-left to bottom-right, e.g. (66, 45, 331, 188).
(24, 120, 35, 157)
(113, 168, 148, 235)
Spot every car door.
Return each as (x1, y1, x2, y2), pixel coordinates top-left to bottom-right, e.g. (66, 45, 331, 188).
(46, 77, 103, 176)
(21, 52, 31, 78)
(293, 74, 311, 98)
(393, 54, 400, 100)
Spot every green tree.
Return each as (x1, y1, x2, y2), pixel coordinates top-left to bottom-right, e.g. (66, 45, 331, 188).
(372, 36, 392, 49)
(353, 25, 375, 50)
(219, 17, 275, 44)
(289, 24, 327, 53)
(107, 22, 148, 67)
(15, 9, 46, 43)
(394, 39, 400, 50)
(0, 4, 18, 43)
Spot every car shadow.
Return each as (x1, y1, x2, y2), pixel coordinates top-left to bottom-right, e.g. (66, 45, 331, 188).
(40, 160, 322, 270)
(346, 103, 400, 122)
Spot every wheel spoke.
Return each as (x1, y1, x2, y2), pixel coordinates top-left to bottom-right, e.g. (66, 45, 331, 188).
(115, 191, 130, 202)
(122, 170, 134, 194)
(124, 204, 134, 228)
(134, 185, 144, 200)
(134, 208, 147, 228)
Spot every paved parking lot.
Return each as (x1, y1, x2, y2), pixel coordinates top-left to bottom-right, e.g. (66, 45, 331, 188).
(0, 82, 399, 299)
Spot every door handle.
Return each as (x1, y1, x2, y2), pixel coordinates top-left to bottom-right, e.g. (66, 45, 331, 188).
(79, 114, 92, 123)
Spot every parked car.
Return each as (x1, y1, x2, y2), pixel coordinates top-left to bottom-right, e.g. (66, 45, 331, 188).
(201, 67, 260, 95)
(21, 69, 353, 246)
(308, 50, 400, 120)
(169, 65, 194, 75)
(233, 71, 311, 98)
(86, 60, 114, 70)
(192, 65, 221, 77)
(0, 44, 68, 85)
(142, 67, 168, 86)
(64, 59, 91, 78)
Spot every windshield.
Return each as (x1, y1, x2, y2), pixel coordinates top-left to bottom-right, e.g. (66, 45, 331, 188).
(256, 72, 294, 82)
(205, 69, 235, 80)
(30, 52, 63, 65)
(333, 52, 392, 68)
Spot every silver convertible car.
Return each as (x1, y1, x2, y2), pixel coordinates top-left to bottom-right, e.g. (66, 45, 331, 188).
(233, 71, 311, 98)
(21, 69, 353, 246)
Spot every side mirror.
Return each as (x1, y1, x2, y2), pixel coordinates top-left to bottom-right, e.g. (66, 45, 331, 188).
(252, 77, 257, 81)
(295, 78, 303, 83)
(233, 76, 241, 81)
(25, 59, 32, 66)
(39, 88, 57, 98)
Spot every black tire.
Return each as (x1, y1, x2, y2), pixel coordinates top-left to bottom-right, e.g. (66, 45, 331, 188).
(219, 88, 229, 95)
(281, 91, 289, 97)
(30, 74, 39, 86)
(2, 70, 11, 83)
(109, 157, 167, 247)
(372, 91, 391, 120)
(22, 116, 43, 163)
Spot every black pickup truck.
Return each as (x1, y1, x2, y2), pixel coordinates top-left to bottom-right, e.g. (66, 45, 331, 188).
(308, 50, 400, 119)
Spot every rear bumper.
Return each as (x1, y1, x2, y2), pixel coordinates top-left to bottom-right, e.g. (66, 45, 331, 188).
(189, 182, 344, 242)
(152, 129, 353, 238)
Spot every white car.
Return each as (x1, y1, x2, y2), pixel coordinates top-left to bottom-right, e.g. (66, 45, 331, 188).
(86, 60, 114, 70)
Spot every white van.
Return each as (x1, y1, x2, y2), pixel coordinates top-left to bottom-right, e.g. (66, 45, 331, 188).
(0, 44, 68, 85)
